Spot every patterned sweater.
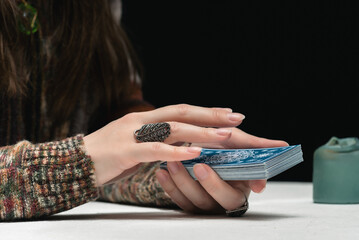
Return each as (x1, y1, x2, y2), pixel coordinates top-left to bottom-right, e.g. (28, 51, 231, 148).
(0, 134, 175, 221)
(0, 135, 98, 220)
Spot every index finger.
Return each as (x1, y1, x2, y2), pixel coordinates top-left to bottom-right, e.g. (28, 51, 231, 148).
(142, 104, 245, 127)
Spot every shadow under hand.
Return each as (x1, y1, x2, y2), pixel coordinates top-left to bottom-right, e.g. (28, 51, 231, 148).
(46, 211, 296, 221)
(244, 212, 298, 221)
(46, 211, 228, 221)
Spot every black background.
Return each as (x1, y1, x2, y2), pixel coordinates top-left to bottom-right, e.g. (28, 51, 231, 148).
(121, 1, 359, 182)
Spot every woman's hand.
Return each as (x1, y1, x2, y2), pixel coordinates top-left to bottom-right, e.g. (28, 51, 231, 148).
(155, 128, 288, 214)
(83, 104, 245, 186)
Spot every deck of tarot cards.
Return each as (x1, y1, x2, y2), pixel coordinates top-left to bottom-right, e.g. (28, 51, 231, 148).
(160, 145, 303, 180)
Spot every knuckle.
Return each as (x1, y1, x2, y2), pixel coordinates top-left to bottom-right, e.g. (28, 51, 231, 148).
(123, 112, 141, 122)
(169, 121, 180, 134)
(175, 104, 191, 116)
(201, 127, 212, 138)
(151, 142, 162, 152)
(211, 109, 223, 121)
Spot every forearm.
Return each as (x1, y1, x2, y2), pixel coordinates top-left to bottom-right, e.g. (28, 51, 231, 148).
(0, 135, 98, 221)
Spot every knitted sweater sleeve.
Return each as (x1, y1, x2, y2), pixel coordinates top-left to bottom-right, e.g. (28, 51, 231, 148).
(0, 135, 98, 221)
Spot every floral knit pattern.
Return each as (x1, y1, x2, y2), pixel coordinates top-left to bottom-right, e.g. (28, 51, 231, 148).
(0, 135, 98, 221)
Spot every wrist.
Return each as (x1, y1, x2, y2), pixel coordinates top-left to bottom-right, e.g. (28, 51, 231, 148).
(83, 133, 102, 186)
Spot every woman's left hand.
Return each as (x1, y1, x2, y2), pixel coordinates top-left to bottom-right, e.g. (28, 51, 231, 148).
(155, 127, 288, 214)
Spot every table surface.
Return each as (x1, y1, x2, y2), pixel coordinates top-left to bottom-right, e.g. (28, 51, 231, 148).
(1, 182, 358, 240)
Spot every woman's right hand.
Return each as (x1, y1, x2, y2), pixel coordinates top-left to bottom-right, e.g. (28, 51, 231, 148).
(83, 104, 245, 186)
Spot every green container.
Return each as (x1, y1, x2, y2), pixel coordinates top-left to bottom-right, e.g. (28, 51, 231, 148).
(313, 137, 359, 204)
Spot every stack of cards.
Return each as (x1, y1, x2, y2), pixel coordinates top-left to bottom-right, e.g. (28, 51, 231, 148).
(160, 145, 303, 180)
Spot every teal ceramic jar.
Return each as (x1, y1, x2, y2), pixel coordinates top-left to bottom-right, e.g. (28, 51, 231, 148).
(313, 137, 359, 203)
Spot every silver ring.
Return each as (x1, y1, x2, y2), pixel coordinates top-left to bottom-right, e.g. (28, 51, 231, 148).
(225, 196, 248, 217)
(134, 122, 171, 142)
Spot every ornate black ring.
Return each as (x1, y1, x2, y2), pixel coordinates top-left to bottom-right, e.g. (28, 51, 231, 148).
(134, 122, 171, 142)
(225, 196, 248, 217)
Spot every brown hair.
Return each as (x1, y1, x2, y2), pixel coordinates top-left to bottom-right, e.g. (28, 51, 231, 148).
(0, 0, 142, 124)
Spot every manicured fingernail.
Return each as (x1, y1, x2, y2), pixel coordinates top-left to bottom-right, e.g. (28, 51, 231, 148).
(187, 146, 202, 154)
(194, 164, 208, 181)
(227, 113, 245, 122)
(216, 128, 232, 136)
(167, 162, 179, 174)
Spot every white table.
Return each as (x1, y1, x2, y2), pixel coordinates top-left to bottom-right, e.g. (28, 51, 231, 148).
(1, 182, 358, 240)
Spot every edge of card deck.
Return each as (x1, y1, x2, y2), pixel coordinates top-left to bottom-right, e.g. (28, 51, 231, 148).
(160, 145, 303, 180)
